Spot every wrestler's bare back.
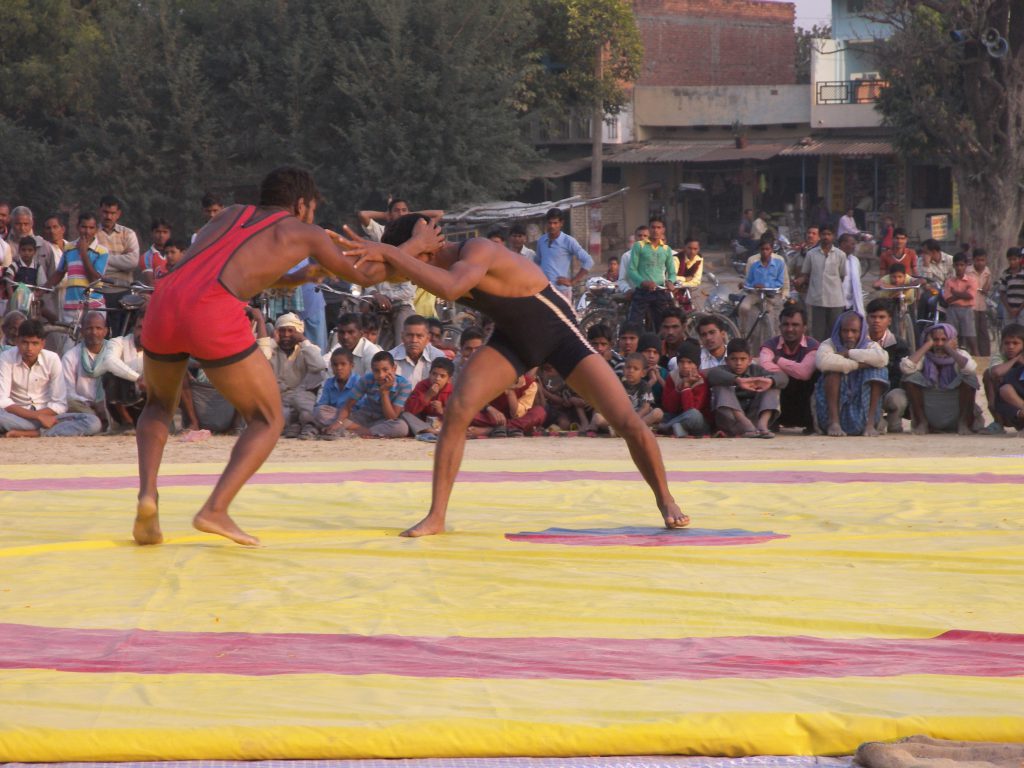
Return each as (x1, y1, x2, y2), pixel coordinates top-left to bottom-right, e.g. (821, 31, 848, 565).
(434, 238, 551, 300)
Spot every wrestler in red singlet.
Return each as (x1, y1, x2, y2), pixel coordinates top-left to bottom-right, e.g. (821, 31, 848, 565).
(142, 205, 290, 366)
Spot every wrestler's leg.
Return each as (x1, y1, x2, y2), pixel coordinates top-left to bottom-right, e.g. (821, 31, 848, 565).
(194, 349, 284, 546)
(565, 355, 688, 528)
(135, 355, 189, 545)
(402, 346, 516, 537)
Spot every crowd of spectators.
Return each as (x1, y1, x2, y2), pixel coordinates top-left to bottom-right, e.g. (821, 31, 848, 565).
(1, 195, 1022, 441)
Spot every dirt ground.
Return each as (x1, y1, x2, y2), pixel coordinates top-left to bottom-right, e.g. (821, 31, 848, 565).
(2, 428, 1021, 466)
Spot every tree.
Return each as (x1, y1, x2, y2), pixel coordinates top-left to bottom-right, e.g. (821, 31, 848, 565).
(795, 24, 832, 85)
(532, 0, 643, 261)
(872, 0, 1023, 270)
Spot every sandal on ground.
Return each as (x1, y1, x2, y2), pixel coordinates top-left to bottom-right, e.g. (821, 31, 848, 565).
(741, 431, 762, 438)
(756, 429, 775, 439)
(415, 432, 439, 443)
(490, 426, 508, 438)
(507, 427, 525, 437)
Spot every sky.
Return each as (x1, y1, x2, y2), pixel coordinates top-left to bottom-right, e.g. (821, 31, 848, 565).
(790, 0, 832, 29)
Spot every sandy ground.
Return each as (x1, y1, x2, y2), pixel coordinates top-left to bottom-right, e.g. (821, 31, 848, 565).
(2, 428, 1021, 466)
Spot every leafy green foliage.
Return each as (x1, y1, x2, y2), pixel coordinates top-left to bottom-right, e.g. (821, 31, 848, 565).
(795, 24, 831, 85)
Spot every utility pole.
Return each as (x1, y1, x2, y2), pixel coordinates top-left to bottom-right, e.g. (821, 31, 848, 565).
(588, 44, 604, 266)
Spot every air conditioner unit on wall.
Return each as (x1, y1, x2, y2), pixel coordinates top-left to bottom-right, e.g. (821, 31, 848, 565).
(850, 72, 881, 80)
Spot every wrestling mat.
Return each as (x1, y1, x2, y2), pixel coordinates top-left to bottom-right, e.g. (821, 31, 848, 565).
(1, 457, 1021, 761)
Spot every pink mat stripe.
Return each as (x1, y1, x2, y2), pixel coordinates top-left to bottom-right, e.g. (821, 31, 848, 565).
(0, 469, 1021, 492)
(1, 624, 1021, 680)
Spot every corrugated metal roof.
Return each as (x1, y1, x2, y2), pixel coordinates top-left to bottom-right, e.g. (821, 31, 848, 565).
(780, 137, 894, 157)
(608, 140, 789, 164)
(698, 141, 793, 162)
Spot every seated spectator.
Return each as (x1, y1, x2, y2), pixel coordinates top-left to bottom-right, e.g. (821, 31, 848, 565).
(592, 353, 662, 433)
(659, 310, 687, 369)
(314, 347, 357, 439)
(470, 369, 545, 437)
(258, 312, 328, 440)
(403, 357, 454, 438)
(61, 310, 138, 432)
(942, 253, 979, 356)
(759, 304, 818, 433)
(864, 299, 911, 433)
(814, 310, 888, 436)
(1, 310, 26, 352)
(982, 323, 1024, 433)
(994, 346, 1024, 436)
(334, 351, 411, 437)
(878, 227, 918, 275)
(587, 323, 623, 376)
(537, 362, 588, 431)
(638, 332, 667, 404)
(617, 320, 642, 358)
(390, 314, 446, 388)
(696, 315, 729, 371)
(360, 313, 382, 346)
(0, 319, 102, 437)
(661, 339, 710, 437)
(322, 312, 381, 377)
(454, 326, 485, 378)
(183, 361, 238, 434)
(427, 318, 457, 359)
(104, 311, 146, 430)
(706, 338, 786, 438)
(901, 323, 982, 435)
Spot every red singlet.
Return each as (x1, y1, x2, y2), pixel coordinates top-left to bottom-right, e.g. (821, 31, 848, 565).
(141, 205, 291, 367)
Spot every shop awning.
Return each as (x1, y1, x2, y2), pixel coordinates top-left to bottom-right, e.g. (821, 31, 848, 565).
(779, 137, 894, 157)
(607, 140, 787, 164)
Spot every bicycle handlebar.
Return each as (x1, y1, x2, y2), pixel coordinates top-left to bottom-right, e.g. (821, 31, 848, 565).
(3, 277, 55, 293)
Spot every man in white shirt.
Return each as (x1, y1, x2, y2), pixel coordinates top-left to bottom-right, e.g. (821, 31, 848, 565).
(837, 233, 866, 317)
(389, 314, 447, 387)
(0, 319, 102, 437)
(321, 312, 381, 377)
(507, 224, 537, 263)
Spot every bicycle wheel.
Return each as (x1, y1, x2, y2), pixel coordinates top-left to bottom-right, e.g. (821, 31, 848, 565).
(686, 312, 740, 342)
(898, 312, 916, 351)
(579, 309, 619, 342)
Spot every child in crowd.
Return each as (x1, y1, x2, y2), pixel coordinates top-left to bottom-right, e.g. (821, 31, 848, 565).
(427, 318, 457, 359)
(538, 362, 588, 431)
(592, 353, 662, 434)
(661, 340, 711, 437)
(314, 347, 356, 439)
(982, 322, 1024, 433)
(617, 321, 642, 358)
(469, 369, 545, 437)
(587, 323, 624, 376)
(334, 351, 411, 437)
(705, 338, 787, 438)
(1000, 247, 1024, 328)
(872, 262, 918, 315)
(162, 239, 186, 271)
(403, 357, 454, 440)
(2, 238, 48, 316)
(360, 313, 382, 346)
(638, 332, 667, 404)
(602, 256, 620, 283)
(942, 253, 979, 355)
(967, 248, 992, 356)
(139, 219, 171, 282)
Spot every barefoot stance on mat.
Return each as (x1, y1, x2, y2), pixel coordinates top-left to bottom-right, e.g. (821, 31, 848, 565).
(338, 214, 688, 536)
(134, 167, 438, 546)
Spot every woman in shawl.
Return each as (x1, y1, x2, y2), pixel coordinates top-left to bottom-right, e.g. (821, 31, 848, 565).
(813, 309, 889, 436)
(898, 322, 981, 435)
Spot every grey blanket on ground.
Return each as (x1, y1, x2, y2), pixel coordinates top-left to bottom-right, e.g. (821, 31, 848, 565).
(856, 735, 1024, 768)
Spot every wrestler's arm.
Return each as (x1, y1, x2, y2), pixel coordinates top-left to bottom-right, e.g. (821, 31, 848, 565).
(359, 238, 490, 302)
(298, 226, 390, 287)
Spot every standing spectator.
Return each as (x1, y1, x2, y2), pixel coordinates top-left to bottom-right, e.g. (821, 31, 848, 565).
(334, 351, 412, 438)
(705, 338, 786, 438)
(810, 196, 832, 232)
(358, 198, 444, 243)
(139, 219, 172, 284)
(602, 256, 620, 282)
(797, 225, 848, 342)
(739, 235, 788, 350)
(837, 232, 865, 317)
(617, 225, 649, 292)
(877, 215, 895, 259)
(403, 357, 455, 438)
(942, 253, 979, 356)
(814, 310, 888, 436)
(44, 213, 109, 322)
(536, 207, 592, 300)
(323, 312, 382, 377)
(0, 319, 102, 437)
(737, 209, 756, 253)
(661, 340, 710, 437)
(790, 226, 820, 291)
(967, 248, 992, 356)
(0, 200, 10, 242)
(918, 238, 954, 318)
(258, 312, 327, 440)
(901, 323, 981, 435)
(314, 347, 357, 439)
(696, 315, 729, 371)
(626, 216, 676, 327)
(389, 314, 447, 388)
(507, 224, 537, 262)
(864, 299, 911, 434)
(7, 207, 57, 280)
(759, 304, 819, 433)
(879, 228, 918, 275)
(982, 323, 1024, 433)
(40, 214, 71, 318)
(999, 247, 1024, 328)
(295, 258, 328, 353)
(675, 238, 704, 305)
(836, 206, 860, 239)
(96, 195, 141, 332)
(201, 192, 224, 221)
(750, 211, 770, 242)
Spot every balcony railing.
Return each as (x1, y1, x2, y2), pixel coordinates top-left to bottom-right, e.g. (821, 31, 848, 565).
(815, 79, 889, 105)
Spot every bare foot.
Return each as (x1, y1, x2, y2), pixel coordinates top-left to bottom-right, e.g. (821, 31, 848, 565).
(661, 501, 690, 529)
(863, 424, 880, 437)
(400, 514, 446, 537)
(5, 429, 40, 438)
(193, 509, 260, 546)
(912, 421, 929, 436)
(827, 422, 846, 437)
(957, 421, 972, 436)
(133, 495, 163, 545)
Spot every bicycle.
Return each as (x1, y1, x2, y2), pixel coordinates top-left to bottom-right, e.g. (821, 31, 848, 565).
(577, 277, 629, 342)
(315, 282, 397, 350)
(691, 271, 743, 341)
(874, 284, 920, 350)
(739, 286, 783, 352)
